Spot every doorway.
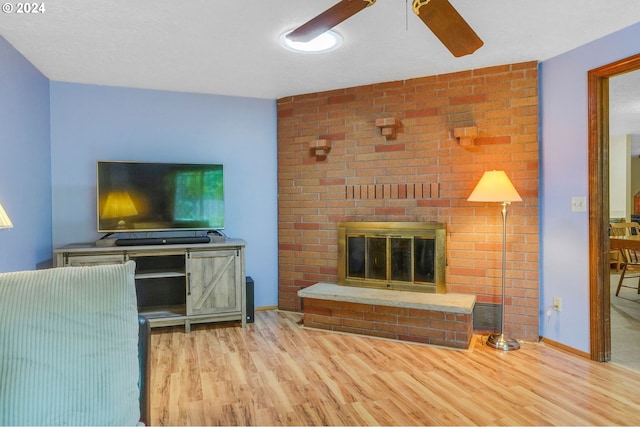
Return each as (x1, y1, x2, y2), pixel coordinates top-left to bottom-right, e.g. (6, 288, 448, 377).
(608, 71, 640, 370)
(588, 53, 640, 362)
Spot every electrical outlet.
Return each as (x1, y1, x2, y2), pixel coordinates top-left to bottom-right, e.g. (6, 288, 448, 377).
(553, 296, 562, 312)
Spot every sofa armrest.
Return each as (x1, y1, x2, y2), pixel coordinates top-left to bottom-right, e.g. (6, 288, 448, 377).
(138, 315, 151, 425)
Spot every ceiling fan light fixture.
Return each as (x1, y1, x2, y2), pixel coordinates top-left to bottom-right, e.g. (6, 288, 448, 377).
(279, 29, 342, 54)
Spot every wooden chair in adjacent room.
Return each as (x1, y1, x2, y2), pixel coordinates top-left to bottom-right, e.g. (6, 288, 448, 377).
(610, 221, 640, 296)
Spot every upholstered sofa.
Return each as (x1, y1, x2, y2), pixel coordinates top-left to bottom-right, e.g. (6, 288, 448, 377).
(0, 261, 150, 425)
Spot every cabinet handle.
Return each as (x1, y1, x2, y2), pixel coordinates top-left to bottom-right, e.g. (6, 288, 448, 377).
(187, 272, 191, 296)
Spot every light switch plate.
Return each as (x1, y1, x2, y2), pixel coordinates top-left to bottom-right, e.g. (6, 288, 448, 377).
(571, 196, 587, 212)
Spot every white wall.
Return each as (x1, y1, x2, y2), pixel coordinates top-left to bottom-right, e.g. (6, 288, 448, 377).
(631, 136, 640, 210)
(609, 135, 631, 219)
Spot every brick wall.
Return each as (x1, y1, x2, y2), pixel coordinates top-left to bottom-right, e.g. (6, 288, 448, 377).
(303, 298, 472, 349)
(277, 62, 539, 342)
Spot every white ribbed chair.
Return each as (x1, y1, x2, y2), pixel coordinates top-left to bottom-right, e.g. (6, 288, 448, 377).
(0, 261, 149, 426)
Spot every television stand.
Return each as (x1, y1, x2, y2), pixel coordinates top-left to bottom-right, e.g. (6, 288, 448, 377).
(54, 240, 246, 332)
(115, 236, 211, 246)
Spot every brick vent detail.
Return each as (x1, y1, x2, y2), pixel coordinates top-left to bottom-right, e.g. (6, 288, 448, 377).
(303, 298, 473, 349)
(345, 183, 440, 200)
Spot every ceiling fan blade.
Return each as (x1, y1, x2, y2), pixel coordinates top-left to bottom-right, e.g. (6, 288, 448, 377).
(287, 0, 375, 43)
(413, 0, 483, 57)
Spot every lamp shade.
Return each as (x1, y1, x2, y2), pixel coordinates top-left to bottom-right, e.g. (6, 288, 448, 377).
(101, 191, 138, 219)
(468, 170, 522, 203)
(0, 203, 13, 229)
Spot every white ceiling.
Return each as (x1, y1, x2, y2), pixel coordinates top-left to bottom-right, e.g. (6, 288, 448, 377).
(1, 0, 639, 136)
(610, 71, 640, 137)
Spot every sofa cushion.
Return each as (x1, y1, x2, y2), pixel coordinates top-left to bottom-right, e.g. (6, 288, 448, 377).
(0, 261, 140, 426)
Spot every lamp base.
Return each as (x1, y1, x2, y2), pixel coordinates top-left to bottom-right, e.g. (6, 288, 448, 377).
(486, 333, 520, 351)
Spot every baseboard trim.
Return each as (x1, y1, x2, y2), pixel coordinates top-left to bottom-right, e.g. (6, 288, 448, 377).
(256, 305, 278, 312)
(540, 337, 591, 359)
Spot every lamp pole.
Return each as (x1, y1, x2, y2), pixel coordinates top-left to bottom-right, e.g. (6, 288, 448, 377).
(485, 201, 520, 350)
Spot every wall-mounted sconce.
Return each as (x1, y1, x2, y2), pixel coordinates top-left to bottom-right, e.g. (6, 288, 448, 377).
(309, 139, 331, 158)
(0, 203, 13, 229)
(453, 126, 478, 148)
(375, 117, 401, 140)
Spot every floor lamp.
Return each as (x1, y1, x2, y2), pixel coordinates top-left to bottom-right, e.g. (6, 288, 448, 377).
(468, 170, 522, 351)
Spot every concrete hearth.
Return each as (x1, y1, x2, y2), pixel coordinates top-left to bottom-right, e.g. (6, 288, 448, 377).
(298, 283, 475, 349)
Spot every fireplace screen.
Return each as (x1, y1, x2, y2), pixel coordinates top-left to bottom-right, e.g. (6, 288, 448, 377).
(338, 222, 446, 293)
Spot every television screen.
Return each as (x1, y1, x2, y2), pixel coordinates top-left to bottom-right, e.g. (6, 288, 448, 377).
(97, 161, 224, 233)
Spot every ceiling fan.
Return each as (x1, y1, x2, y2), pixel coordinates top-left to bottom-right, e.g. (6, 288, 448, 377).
(286, 0, 483, 57)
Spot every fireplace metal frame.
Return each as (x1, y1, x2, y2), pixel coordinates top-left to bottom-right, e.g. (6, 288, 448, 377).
(337, 222, 446, 293)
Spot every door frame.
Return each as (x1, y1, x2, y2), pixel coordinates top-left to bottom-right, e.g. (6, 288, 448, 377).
(588, 53, 640, 361)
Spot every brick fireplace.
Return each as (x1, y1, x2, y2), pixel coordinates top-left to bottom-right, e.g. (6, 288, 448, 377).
(297, 221, 476, 349)
(277, 61, 540, 342)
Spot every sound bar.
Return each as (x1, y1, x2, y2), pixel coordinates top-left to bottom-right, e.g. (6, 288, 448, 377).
(115, 236, 211, 246)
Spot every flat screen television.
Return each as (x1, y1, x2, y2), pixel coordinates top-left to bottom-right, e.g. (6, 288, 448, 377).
(97, 161, 224, 233)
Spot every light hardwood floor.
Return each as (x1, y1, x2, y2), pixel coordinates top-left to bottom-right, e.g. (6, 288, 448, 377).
(150, 310, 640, 426)
(611, 272, 640, 371)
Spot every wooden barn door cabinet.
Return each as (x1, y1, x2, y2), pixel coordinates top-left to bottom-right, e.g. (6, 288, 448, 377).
(54, 240, 246, 332)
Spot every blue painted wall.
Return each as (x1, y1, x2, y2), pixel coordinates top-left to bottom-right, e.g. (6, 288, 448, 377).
(0, 36, 51, 273)
(49, 82, 278, 308)
(540, 22, 640, 352)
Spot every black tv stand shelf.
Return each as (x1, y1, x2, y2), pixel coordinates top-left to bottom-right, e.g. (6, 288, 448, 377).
(54, 240, 246, 332)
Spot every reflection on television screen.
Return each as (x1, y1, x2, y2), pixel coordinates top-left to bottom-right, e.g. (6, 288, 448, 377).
(97, 161, 224, 233)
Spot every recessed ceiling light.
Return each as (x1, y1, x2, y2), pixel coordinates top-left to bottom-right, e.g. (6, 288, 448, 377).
(279, 30, 343, 54)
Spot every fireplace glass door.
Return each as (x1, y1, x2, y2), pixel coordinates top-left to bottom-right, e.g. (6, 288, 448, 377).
(339, 222, 445, 293)
(347, 236, 435, 284)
